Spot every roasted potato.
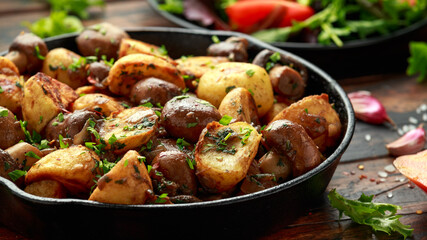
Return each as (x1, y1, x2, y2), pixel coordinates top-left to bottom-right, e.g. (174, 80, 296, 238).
(0, 57, 23, 114)
(42, 48, 88, 89)
(272, 94, 341, 152)
(195, 121, 261, 193)
(22, 72, 78, 132)
(25, 145, 100, 197)
(262, 101, 290, 124)
(24, 180, 67, 198)
(106, 53, 185, 96)
(98, 106, 159, 154)
(263, 120, 323, 177)
(118, 38, 173, 62)
(161, 95, 222, 143)
(197, 62, 274, 117)
(6, 142, 43, 170)
(72, 93, 124, 117)
(0, 107, 25, 149)
(218, 87, 260, 125)
(89, 150, 153, 204)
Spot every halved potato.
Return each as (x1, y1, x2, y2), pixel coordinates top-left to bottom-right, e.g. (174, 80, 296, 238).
(118, 38, 173, 62)
(197, 62, 274, 117)
(0, 73, 23, 114)
(106, 53, 185, 96)
(24, 180, 67, 198)
(195, 121, 261, 193)
(272, 94, 341, 152)
(25, 145, 100, 197)
(98, 106, 158, 154)
(89, 150, 153, 204)
(22, 72, 78, 132)
(72, 93, 124, 117)
(42, 48, 88, 89)
(218, 87, 259, 125)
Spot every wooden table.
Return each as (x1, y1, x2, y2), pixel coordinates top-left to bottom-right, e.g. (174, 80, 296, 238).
(0, 1, 426, 239)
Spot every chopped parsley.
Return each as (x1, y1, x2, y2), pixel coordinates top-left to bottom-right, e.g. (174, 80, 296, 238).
(219, 115, 232, 126)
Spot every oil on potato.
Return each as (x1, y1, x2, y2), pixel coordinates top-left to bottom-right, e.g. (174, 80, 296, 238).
(197, 62, 274, 117)
(89, 150, 153, 204)
(272, 94, 341, 152)
(22, 72, 78, 132)
(106, 53, 185, 96)
(195, 121, 261, 193)
(98, 106, 158, 154)
(72, 93, 124, 117)
(25, 145, 100, 197)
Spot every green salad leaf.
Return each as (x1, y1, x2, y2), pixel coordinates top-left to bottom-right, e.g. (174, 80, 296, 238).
(407, 41, 427, 82)
(158, 0, 184, 14)
(48, 0, 105, 19)
(23, 11, 84, 38)
(328, 189, 414, 239)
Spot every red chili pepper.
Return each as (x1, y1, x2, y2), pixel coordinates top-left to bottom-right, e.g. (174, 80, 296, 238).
(225, 0, 314, 33)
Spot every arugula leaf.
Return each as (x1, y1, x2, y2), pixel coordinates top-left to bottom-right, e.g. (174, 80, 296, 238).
(23, 11, 84, 38)
(328, 189, 413, 239)
(407, 41, 427, 83)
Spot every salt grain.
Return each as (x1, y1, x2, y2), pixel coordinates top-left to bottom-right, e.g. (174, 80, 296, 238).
(420, 103, 427, 111)
(387, 192, 393, 198)
(378, 171, 388, 178)
(409, 116, 418, 124)
(384, 164, 396, 173)
(365, 134, 371, 141)
(423, 113, 427, 121)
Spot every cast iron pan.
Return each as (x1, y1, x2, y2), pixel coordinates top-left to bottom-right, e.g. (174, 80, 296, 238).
(147, 0, 427, 79)
(0, 27, 355, 240)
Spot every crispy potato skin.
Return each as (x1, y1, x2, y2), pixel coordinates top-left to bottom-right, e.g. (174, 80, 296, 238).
(218, 87, 260, 125)
(0, 73, 23, 114)
(89, 150, 153, 204)
(22, 72, 78, 132)
(106, 53, 185, 96)
(272, 94, 341, 152)
(72, 93, 124, 117)
(118, 38, 173, 62)
(25, 145, 100, 197)
(42, 48, 88, 89)
(99, 106, 158, 154)
(263, 120, 323, 177)
(24, 180, 67, 198)
(197, 62, 274, 117)
(195, 121, 261, 193)
(0, 56, 20, 75)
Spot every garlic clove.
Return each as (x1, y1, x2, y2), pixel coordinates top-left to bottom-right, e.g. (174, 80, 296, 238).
(348, 91, 395, 126)
(386, 124, 426, 157)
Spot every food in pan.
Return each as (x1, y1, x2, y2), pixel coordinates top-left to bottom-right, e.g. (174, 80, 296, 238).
(0, 23, 342, 205)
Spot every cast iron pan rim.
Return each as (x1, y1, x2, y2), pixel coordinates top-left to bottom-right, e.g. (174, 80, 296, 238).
(0, 27, 355, 209)
(147, 0, 427, 50)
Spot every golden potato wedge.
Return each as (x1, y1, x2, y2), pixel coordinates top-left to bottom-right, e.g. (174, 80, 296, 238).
(89, 150, 153, 204)
(6, 142, 43, 170)
(176, 56, 229, 79)
(22, 72, 78, 132)
(24, 180, 67, 198)
(106, 53, 185, 96)
(0, 56, 19, 75)
(98, 106, 158, 154)
(72, 93, 124, 117)
(195, 121, 261, 193)
(262, 101, 290, 125)
(25, 145, 100, 197)
(197, 62, 274, 117)
(42, 48, 88, 89)
(272, 94, 341, 152)
(218, 87, 259, 125)
(118, 38, 173, 62)
(0, 73, 23, 114)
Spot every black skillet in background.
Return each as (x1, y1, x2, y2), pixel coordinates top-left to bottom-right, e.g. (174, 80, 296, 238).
(0, 28, 355, 240)
(147, 0, 427, 79)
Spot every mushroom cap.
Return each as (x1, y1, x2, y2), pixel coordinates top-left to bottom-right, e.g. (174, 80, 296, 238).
(9, 33, 48, 74)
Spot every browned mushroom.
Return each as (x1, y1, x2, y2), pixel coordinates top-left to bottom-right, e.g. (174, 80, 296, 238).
(207, 37, 249, 62)
(269, 65, 306, 100)
(76, 22, 130, 60)
(5, 33, 48, 74)
(0, 107, 25, 149)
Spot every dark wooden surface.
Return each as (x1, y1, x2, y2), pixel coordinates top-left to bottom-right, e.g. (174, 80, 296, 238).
(0, 1, 426, 239)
